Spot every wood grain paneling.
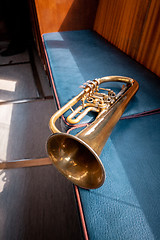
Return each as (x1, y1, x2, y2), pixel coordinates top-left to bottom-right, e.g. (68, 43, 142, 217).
(34, 0, 99, 34)
(94, 0, 160, 77)
(136, 0, 160, 76)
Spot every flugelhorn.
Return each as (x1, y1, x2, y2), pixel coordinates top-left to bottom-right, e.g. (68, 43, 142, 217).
(47, 76, 139, 189)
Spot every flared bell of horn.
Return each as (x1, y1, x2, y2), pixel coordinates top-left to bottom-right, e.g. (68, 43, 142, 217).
(47, 133, 105, 189)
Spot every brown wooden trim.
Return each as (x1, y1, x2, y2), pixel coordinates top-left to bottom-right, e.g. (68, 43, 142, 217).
(0, 158, 52, 169)
(33, 0, 99, 34)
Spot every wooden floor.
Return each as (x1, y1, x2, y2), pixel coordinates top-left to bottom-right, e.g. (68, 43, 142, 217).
(0, 166, 83, 240)
(0, 42, 83, 240)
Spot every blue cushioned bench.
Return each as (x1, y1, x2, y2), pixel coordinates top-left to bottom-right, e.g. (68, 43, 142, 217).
(42, 30, 160, 239)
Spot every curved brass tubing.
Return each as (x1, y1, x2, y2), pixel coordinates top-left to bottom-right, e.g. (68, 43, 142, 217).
(47, 76, 139, 189)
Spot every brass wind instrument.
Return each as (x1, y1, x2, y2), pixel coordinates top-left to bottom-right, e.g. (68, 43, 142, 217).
(47, 76, 139, 189)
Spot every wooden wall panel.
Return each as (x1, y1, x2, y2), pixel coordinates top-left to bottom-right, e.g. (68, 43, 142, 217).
(136, 0, 160, 76)
(34, 0, 99, 34)
(94, 0, 160, 77)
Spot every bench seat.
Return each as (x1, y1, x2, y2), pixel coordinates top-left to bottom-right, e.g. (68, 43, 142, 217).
(43, 30, 160, 119)
(42, 30, 160, 239)
(72, 114, 160, 240)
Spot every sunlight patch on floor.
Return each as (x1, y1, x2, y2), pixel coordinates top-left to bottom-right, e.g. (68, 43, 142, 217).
(0, 79, 16, 92)
(0, 170, 7, 193)
(0, 79, 16, 161)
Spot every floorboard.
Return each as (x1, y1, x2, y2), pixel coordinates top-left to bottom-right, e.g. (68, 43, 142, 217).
(0, 165, 83, 240)
(0, 99, 57, 161)
(0, 64, 37, 102)
(0, 44, 83, 240)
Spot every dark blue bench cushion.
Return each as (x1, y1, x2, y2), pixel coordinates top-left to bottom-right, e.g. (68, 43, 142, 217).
(76, 114, 160, 240)
(43, 30, 160, 239)
(43, 30, 160, 121)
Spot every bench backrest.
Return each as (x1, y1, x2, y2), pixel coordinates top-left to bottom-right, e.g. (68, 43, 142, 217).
(32, 0, 160, 77)
(94, 0, 160, 77)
